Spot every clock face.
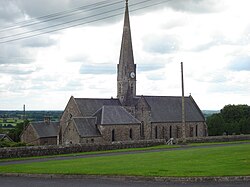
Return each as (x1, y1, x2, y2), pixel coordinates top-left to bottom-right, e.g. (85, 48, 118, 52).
(130, 72, 135, 78)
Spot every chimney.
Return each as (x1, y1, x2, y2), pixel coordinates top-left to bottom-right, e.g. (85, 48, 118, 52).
(44, 116, 51, 124)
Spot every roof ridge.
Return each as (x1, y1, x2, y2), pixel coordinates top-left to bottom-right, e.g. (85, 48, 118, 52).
(74, 98, 118, 100)
(120, 106, 141, 123)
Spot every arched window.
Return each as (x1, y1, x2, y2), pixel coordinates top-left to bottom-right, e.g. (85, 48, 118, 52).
(140, 121, 144, 138)
(112, 129, 115, 142)
(129, 128, 133, 139)
(155, 126, 158, 139)
(169, 126, 172, 138)
(196, 125, 198, 137)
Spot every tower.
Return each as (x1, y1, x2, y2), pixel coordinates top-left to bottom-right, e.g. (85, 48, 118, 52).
(117, 0, 136, 106)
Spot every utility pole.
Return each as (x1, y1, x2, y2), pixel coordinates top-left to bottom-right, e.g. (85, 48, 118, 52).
(23, 104, 26, 121)
(181, 62, 186, 143)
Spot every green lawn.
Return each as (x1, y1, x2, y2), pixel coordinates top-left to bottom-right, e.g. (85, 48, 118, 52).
(0, 144, 179, 162)
(0, 144, 249, 177)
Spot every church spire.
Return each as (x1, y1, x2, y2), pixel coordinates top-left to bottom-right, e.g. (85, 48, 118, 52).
(119, 0, 134, 68)
(117, 0, 136, 106)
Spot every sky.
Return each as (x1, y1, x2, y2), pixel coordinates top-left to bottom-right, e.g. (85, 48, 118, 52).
(0, 0, 249, 111)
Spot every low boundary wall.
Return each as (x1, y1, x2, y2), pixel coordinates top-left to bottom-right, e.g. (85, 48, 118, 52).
(1, 135, 250, 159)
(0, 140, 164, 159)
(177, 134, 250, 144)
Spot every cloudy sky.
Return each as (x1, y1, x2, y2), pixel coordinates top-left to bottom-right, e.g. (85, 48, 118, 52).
(0, 0, 249, 110)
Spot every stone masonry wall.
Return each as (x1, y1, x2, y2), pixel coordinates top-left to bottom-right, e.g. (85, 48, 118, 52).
(60, 97, 82, 143)
(177, 134, 250, 144)
(1, 135, 250, 159)
(135, 97, 152, 140)
(0, 140, 165, 159)
(20, 125, 39, 145)
(98, 124, 141, 142)
(151, 122, 207, 140)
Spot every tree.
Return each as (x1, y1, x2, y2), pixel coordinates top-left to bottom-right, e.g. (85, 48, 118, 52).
(206, 104, 250, 136)
(207, 113, 225, 136)
(8, 120, 29, 142)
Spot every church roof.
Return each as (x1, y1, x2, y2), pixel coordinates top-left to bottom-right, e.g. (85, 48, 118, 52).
(73, 117, 101, 138)
(143, 96, 205, 123)
(74, 98, 120, 117)
(0, 133, 13, 142)
(31, 121, 59, 138)
(94, 105, 140, 125)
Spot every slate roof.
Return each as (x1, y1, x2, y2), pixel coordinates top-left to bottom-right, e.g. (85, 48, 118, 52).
(31, 122, 59, 138)
(74, 98, 121, 117)
(73, 117, 101, 137)
(143, 96, 205, 123)
(0, 133, 13, 141)
(94, 105, 141, 125)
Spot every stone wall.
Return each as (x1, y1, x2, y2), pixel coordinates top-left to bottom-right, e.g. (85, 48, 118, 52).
(20, 124, 39, 145)
(39, 137, 57, 145)
(0, 140, 165, 159)
(1, 135, 250, 159)
(177, 134, 250, 144)
(135, 97, 152, 140)
(98, 124, 141, 142)
(60, 96, 82, 143)
(151, 122, 207, 140)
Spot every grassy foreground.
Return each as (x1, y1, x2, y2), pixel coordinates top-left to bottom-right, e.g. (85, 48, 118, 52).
(0, 144, 249, 177)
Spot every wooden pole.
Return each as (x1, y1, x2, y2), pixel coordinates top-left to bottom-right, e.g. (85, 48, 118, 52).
(181, 62, 186, 142)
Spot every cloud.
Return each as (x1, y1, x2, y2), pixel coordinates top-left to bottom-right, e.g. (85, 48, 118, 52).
(0, 64, 37, 75)
(167, 0, 220, 14)
(21, 36, 57, 48)
(137, 63, 165, 72)
(143, 34, 179, 54)
(79, 63, 116, 74)
(229, 56, 250, 71)
(0, 1, 23, 24)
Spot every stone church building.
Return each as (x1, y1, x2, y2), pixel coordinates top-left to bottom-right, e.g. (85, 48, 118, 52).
(21, 1, 207, 146)
(59, 0, 207, 145)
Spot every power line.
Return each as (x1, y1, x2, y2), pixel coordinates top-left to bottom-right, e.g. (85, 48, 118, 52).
(0, 0, 125, 40)
(0, 0, 171, 44)
(0, 0, 121, 31)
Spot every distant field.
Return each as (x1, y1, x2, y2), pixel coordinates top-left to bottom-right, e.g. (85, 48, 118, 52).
(0, 118, 23, 128)
(0, 144, 249, 177)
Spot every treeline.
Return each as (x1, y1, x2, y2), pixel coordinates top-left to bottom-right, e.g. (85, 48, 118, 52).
(206, 104, 250, 136)
(0, 110, 63, 122)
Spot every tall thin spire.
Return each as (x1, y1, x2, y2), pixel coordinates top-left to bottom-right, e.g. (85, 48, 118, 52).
(119, 0, 134, 69)
(117, 0, 136, 105)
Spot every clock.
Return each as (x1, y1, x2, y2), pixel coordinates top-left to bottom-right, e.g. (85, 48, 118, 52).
(130, 72, 135, 78)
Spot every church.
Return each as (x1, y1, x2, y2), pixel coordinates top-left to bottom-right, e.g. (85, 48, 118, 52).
(59, 0, 207, 145)
(21, 0, 207, 146)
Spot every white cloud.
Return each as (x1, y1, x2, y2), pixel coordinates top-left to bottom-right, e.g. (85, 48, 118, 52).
(1, 0, 250, 110)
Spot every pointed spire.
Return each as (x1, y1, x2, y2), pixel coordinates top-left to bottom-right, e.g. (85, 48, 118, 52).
(119, 0, 134, 70)
(117, 0, 136, 106)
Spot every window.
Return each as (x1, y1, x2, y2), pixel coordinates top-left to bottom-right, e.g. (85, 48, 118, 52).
(118, 84, 121, 95)
(112, 129, 115, 142)
(91, 139, 94, 143)
(155, 126, 158, 139)
(169, 126, 172, 138)
(129, 128, 133, 139)
(190, 127, 194, 137)
(131, 84, 133, 94)
(196, 125, 198, 137)
(140, 121, 144, 138)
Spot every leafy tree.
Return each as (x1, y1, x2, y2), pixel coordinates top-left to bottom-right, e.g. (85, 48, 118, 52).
(207, 113, 225, 136)
(207, 104, 250, 136)
(8, 119, 29, 142)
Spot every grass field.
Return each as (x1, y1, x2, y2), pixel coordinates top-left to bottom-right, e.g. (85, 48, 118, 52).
(0, 144, 249, 177)
(0, 144, 180, 162)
